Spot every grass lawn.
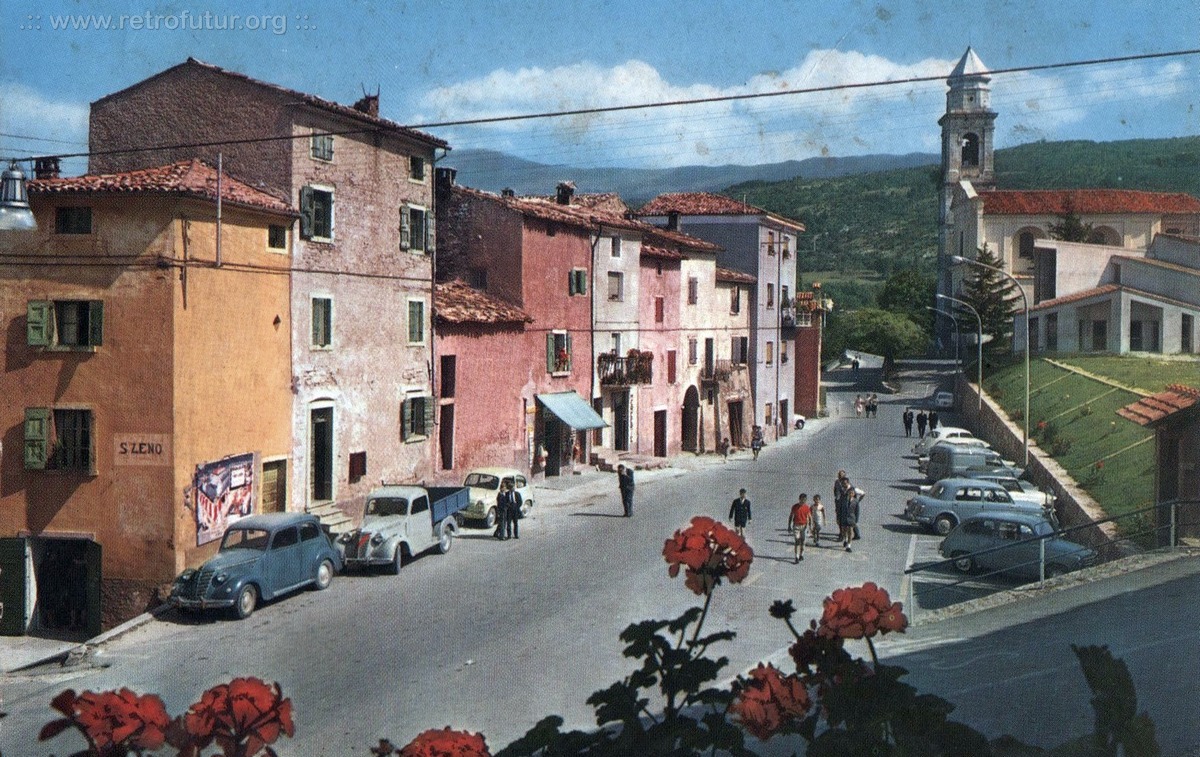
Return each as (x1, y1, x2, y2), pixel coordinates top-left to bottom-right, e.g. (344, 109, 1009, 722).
(983, 354, 1200, 542)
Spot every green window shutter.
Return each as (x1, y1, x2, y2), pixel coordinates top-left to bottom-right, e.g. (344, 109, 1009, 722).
(399, 207, 411, 250)
(88, 301, 103, 346)
(27, 301, 51, 347)
(24, 408, 50, 470)
(299, 187, 314, 239)
(578, 271, 587, 295)
(423, 397, 435, 436)
(546, 334, 555, 372)
(401, 399, 412, 440)
(565, 332, 573, 371)
(568, 270, 577, 296)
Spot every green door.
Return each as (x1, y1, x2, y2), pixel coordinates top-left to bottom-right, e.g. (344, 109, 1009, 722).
(0, 538, 29, 636)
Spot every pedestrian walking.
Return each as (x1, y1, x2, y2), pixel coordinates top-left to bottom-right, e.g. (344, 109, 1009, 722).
(854, 395, 865, 418)
(916, 409, 928, 438)
(902, 408, 914, 437)
(503, 479, 522, 539)
(493, 485, 511, 540)
(929, 410, 940, 431)
(867, 393, 878, 418)
(787, 494, 811, 563)
(810, 494, 826, 546)
(729, 489, 752, 537)
(852, 355, 860, 374)
(718, 437, 731, 462)
(851, 485, 865, 542)
(834, 471, 857, 552)
(750, 426, 764, 460)
(617, 464, 635, 517)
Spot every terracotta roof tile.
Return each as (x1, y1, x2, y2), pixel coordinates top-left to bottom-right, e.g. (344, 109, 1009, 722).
(1117, 384, 1200, 426)
(641, 244, 684, 261)
(28, 159, 295, 215)
(979, 189, 1200, 216)
(1029, 284, 1119, 312)
(643, 226, 722, 254)
(434, 280, 532, 325)
(638, 192, 804, 231)
(716, 266, 756, 284)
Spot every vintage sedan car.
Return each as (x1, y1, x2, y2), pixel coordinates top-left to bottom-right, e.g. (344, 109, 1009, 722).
(934, 390, 955, 408)
(462, 467, 533, 527)
(912, 426, 978, 456)
(170, 513, 341, 619)
(960, 471, 1056, 508)
(939, 512, 1097, 579)
(906, 477, 1057, 535)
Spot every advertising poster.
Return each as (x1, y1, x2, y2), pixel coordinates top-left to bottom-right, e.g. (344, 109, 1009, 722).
(193, 453, 257, 546)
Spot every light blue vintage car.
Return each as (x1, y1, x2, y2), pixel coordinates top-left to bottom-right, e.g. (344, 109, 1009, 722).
(170, 512, 342, 619)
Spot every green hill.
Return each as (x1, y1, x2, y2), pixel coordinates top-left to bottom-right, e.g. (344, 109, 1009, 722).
(726, 136, 1200, 278)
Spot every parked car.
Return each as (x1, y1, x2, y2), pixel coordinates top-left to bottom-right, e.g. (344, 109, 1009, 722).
(337, 485, 468, 573)
(170, 513, 341, 619)
(939, 512, 1097, 579)
(917, 437, 993, 473)
(793, 414, 807, 430)
(462, 468, 533, 527)
(934, 390, 955, 408)
(906, 477, 1056, 535)
(913, 426, 977, 456)
(960, 471, 1056, 508)
(925, 443, 1021, 483)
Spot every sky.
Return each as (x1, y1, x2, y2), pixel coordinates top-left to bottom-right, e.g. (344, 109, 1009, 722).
(1, 0, 1198, 179)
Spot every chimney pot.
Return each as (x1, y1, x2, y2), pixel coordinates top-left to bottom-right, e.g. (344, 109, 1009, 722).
(555, 181, 576, 205)
(34, 156, 61, 180)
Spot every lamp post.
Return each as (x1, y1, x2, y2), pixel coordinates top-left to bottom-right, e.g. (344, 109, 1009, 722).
(926, 306, 961, 366)
(950, 255, 1029, 468)
(937, 293, 983, 412)
(0, 160, 37, 231)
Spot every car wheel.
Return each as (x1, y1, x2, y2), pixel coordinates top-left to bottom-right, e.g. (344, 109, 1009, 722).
(484, 507, 498, 529)
(1045, 563, 1068, 579)
(950, 551, 974, 573)
(315, 559, 334, 590)
(388, 546, 405, 575)
(234, 585, 257, 620)
(933, 515, 956, 536)
(437, 524, 454, 554)
(795, 418, 805, 430)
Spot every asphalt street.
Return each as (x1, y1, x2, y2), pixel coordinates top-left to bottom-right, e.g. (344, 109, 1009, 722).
(20, 358, 1181, 756)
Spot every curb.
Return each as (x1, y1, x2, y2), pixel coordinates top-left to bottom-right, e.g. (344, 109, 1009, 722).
(6, 602, 172, 674)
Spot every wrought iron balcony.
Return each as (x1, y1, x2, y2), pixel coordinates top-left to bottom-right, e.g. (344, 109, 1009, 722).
(598, 351, 653, 386)
(781, 306, 797, 328)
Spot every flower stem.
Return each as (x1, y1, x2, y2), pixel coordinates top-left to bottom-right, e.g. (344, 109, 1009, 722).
(691, 589, 715, 646)
(866, 636, 879, 667)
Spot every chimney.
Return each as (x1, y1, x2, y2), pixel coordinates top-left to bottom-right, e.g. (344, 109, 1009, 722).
(555, 181, 575, 205)
(501, 188, 515, 198)
(352, 93, 380, 117)
(34, 156, 61, 180)
(435, 166, 457, 203)
(667, 211, 680, 231)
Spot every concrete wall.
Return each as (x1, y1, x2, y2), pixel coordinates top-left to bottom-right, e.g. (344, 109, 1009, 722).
(794, 317, 823, 417)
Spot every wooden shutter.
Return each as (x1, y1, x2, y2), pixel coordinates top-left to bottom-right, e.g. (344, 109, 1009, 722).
(88, 301, 103, 346)
(299, 187, 314, 239)
(24, 408, 50, 470)
(423, 397, 435, 437)
(655, 297, 664, 323)
(546, 333, 555, 372)
(401, 399, 413, 440)
(576, 270, 587, 295)
(568, 270, 577, 296)
(667, 350, 677, 384)
(399, 207, 411, 250)
(27, 301, 52, 347)
(0, 538, 29, 635)
(565, 333, 573, 371)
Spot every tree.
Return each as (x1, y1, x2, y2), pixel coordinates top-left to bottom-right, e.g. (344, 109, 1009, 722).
(823, 308, 925, 364)
(960, 244, 1019, 355)
(1048, 205, 1104, 243)
(876, 270, 936, 332)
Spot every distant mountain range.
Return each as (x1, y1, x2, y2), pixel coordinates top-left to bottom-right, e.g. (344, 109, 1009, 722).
(442, 148, 939, 206)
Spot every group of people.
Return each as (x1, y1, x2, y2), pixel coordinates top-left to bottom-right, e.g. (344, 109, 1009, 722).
(901, 408, 940, 438)
(492, 479, 524, 540)
(854, 394, 879, 418)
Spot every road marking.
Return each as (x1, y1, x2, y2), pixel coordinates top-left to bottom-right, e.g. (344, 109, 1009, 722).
(899, 533, 918, 611)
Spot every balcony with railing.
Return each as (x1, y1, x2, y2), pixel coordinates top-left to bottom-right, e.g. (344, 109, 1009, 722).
(701, 358, 741, 383)
(781, 306, 796, 329)
(598, 350, 653, 386)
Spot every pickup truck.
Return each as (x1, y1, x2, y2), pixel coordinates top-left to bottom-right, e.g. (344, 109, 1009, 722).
(336, 485, 468, 574)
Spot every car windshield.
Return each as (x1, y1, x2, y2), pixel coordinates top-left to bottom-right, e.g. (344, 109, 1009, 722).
(367, 497, 408, 517)
(464, 473, 501, 489)
(220, 528, 269, 551)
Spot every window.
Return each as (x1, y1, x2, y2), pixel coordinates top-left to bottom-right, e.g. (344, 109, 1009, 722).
(410, 155, 426, 181)
(688, 337, 698, 365)
(781, 286, 789, 308)
(610, 236, 621, 258)
(654, 297, 664, 323)
(1183, 314, 1194, 354)
(607, 272, 624, 301)
(732, 336, 749, 364)
(730, 286, 741, 314)
(310, 132, 333, 161)
(311, 298, 332, 348)
(300, 522, 321, 542)
(767, 231, 776, 255)
(547, 332, 572, 373)
(440, 355, 457, 398)
(568, 269, 588, 296)
(271, 527, 299, 550)
(1018, 231, 1038, 259)
(268, 224, 288, 250)
(1046, 313, 1059, 351)
(408, 300, 425, 344)
(27, 300, 103, 349)
(780, 341, 788, 364)
(349, 451, 367, 482)
(300, 186, 333, 240)
(55, 207, 92, 235)
(764, 403, 773, 426)
(687, 277, 698, 305)
(411, 495, 429, 515)
(766, 283, 775, 308)
(765, 341, 774, 366)
(402, 396, 434, 440)
(400, 206, 427, 252)
(25, 408, 94, 472)
(667, 350, 677, 384)
(611, 332, 622, 354)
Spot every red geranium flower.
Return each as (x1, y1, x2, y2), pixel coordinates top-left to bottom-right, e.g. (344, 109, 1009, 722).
(175, 677, 294, 756)
(399, 726, 491, 757)
(817, 582, 908, 641)
(729, 663, 811, 740)
(40, 687, 169, 754)
(663, 516, 754, 595)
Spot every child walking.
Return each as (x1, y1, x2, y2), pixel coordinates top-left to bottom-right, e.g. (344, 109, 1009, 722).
(810, 494, 825, 546)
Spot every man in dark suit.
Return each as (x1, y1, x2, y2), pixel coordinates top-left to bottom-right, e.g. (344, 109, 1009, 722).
(617, 464, 635, 517)
(503, 480, 522, 539)
(729, 489, 752, 537)
(494, 483, 511, 540)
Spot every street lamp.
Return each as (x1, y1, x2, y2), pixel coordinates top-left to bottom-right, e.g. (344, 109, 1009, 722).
(926, 306, 960, 366)
(950, 255, 1029, 468)
(937, 293, 983, 412)
(0, 161, 37, 231)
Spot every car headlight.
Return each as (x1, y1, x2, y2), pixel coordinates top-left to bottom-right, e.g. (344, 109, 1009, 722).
(370, 534, 384, 546)
(177, 569, 195, 582)
(338, 531, 354, 543)
(213, 572, 228, 585)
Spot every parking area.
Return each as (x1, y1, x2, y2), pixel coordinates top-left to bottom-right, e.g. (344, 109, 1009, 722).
(902, 533, 1028, 613)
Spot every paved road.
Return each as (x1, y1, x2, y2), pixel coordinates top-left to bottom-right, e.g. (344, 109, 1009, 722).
(1, 359, 957, 755)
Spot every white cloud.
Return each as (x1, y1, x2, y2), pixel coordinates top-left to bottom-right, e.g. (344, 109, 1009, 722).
(0, 83, 89, 175)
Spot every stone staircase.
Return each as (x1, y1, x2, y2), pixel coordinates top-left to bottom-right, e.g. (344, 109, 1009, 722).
(590, 447, 671, 472)
(590, 447, 621, 472)
(308, 501, 354, 535)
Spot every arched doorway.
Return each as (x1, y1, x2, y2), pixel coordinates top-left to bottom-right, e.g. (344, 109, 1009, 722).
(681, 386, 700, 452)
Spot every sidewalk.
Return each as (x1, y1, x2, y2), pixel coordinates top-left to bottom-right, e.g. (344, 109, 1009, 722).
(0, 604, 169, 674)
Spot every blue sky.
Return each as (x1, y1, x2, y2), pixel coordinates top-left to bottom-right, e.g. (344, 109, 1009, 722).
(2, 0, 1198, 177)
